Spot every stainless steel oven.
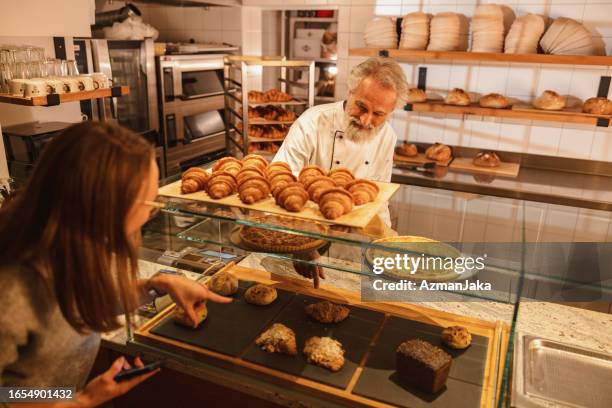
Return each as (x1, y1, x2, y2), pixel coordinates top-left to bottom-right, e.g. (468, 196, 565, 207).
(158, 52, 235, 175)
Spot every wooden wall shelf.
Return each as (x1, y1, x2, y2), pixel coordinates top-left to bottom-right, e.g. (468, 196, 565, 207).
(405, 101, 611, 127)
(349, 48, 612, 67)
(0, 86, 130, 107)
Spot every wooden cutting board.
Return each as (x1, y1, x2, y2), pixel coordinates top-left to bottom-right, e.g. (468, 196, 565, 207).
(449, 157, 520, 178)
(158, 180, 400, 229)
(393, 152, 453, 167)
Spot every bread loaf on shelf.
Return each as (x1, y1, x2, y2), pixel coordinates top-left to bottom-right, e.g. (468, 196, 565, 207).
(445, 88, 471, 106)
(428, 13, 469, 51)
(399, 12, 431, 50)
(533, 90, 566, 111)
(505, 14, 546, 54)
(479, 93, 510, 109)
(318, 188, 354, 220)
(395, 142, 418, 157)
(276, 182, 309, 212)
(207, 171, 237, 199)
(582, 97, 612, 115)
(181, 167, 209, 194)
(473, 151, 501, 168)
(425, 143, 452, 162)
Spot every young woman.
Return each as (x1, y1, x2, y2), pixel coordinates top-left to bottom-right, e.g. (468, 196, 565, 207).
(0, 122, 231, 407)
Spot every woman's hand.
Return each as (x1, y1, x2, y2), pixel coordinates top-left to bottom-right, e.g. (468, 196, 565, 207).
(78, 356, 158, 407)
(149, 274, 232, 327)
(293, 251, 325, 289)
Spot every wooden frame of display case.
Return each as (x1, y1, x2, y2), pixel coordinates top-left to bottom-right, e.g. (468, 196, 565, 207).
(0, 86, 129, 107)
(135, 264, 509, 408)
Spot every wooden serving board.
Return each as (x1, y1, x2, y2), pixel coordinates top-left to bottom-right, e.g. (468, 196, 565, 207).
(449, 157, 520, 178)
(512, 104, 612, 119)
(134, 265, 507, 408)
(394, 152, 453, 167)
(158, 180, 399, 229)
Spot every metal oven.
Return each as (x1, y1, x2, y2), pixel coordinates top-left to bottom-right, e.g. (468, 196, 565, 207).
(158, 52, 235, 176)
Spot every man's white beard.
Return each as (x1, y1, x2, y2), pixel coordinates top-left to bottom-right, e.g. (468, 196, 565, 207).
(343, 111, 383, 143)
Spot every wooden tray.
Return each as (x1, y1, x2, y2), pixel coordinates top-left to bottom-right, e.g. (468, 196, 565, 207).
(158, 180, 400, 229)
(449, 157, 520, 179)
(512, 104, 612, 119)
(134, 265, 507, 408)
(394, 152, 453, 167)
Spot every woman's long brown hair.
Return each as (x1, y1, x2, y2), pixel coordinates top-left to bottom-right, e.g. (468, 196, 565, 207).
(0, 122, 154, 333)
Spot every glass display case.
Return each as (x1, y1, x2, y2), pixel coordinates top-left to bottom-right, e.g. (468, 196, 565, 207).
(129, 172, 612, 408)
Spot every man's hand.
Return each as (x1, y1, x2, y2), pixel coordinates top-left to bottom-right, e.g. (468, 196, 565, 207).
(149, 274, 232, 327)
(293, 251, 325, 288)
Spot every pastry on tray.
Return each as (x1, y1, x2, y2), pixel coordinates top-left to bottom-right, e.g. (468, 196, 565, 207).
(275, 182, 309, 212)
(441, 326, 472, 350)
(236, 166, 266, 185)
(345, 179, 379, 205)
(248, 90, 268, 104)
(318, 188, 354, 220)
(582, 97, 612, 115)
(303, 336, 345, 372)
(473, 151, 501, 168)
(213, 157, 243, 176)
(244, 284, 278, 306)
(479, 93, 510, 109)
(276, 109, 296, 122)
(181, 167, 209, 194)
(265, 161, 292, 178)
(207, 171, 237, 199)
(406, 87, 427, 103)
(269, 171, 297, 198)
(298, 165, 327, 186)
(395, 142, 418, 157)
(242, 153, 269, 171)
(396, 339, 452, 394)
(445, 88, 471, 106)
(264, 88, 293, 102)
(425, 143, 452, 162)
(174, 303, 208, 328)
(533, 90, 566, 111)
(255, 323, 297, 356)
(207, 271, 239, 296)
(328, 168, 355, 188)
(305, 301, 350, 324)
(239, 223, 324, 253)
(305, 176, 337, 203)
(237, 174, 270, 204)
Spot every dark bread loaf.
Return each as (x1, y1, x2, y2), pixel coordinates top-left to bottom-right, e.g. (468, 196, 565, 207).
(396, 339, 452, 393)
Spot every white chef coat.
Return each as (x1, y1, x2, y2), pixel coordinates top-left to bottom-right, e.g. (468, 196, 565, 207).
(274, 101, 397, 226)
(274, 101, 397, 182)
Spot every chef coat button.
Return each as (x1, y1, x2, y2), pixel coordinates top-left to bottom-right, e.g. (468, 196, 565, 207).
(338, 135, 343, 139)
(335, 160, 340, 165)
(365, 161, 370, 165)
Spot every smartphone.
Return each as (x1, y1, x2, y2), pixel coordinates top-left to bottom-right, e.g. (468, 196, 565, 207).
(114, 361, 162, 382)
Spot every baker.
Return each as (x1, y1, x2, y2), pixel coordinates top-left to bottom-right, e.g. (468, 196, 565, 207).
(273, 57, 408, 287)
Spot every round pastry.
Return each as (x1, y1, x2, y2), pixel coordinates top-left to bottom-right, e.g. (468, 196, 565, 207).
(441, 325, 472, 349)
(395, 142, 418, 157)
(207, 272, 239, 296)
(305, 301, 350, 324)
(174, 303, 208, 328)
(582, 97, 612, 115)
(473, 151, 501, 168)
(445, 88, 471, 106)
(479, 93, 510, 109)
(245, 284, 277, 306)
(425, 143, 452, 162)
(533, 90, 566, 111)
(407, 87, 427, 103)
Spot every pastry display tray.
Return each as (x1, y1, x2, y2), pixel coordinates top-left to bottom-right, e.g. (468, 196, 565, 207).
(135, 265, 507, 407)
(158, 179, 400, 229)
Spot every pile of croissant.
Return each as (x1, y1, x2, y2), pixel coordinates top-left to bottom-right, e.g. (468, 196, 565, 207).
(248, 89, 293, 103)
(249, 106, 297, 122)
(181, 159, 380, 221)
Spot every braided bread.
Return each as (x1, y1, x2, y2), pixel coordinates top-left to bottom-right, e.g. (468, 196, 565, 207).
(318, 188, 353, 220)
(213, 157, 243, 177)
(269, 170, 297, 198)
(276, 182, 309, 212)
(345, 179, 379, 205)
(298, 165, 327, 186)
(207, 171, 237, 199)
(242, 154, 268, 171)
(304, 176, 337, 203)
(181, 167, 209, 194)
(238, 175, 270, 204)
(328, 168, 355, 188)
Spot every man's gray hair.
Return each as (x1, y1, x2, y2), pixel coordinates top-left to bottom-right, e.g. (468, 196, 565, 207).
(347, 57, 408, 107)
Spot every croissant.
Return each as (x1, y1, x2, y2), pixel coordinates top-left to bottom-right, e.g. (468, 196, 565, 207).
(276, 182, 309, 212)
(277, 109, 296, 122)
(213, 157, 243, 176)
(242, 154, 268, 171)
(345, 179, 379, 205)
(248, 91, 268, 103)
(318, 188, 354, 220)
(207, 171, 237, 199)
(269, 170, 297, 197)
(238, 175, 270, 204)
(265, 161, 292, 178)
(305, 176, 337, 203)
(264, 89, 292, 102)
(263, 106, 279, 121)
(298, 165, 327, 186)
(236, 165, 266, 185)
(328, 168, 355, 188)
(181, 167, 209, 194)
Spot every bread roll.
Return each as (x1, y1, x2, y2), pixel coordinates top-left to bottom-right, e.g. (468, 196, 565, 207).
(533, 90, 566, 111)
(582, 97, 612, 115)
(406, 88, 427, 103)
(395, 142, 418, 157)
(425, 143, 452, 162)
(473, 151, 501, 168)
(445, 88, 471, 106)
(479, 93, 510, 109)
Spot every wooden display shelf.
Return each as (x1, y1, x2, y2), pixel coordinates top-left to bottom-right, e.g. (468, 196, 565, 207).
(248, 99, 307, 108)
(349, 48, 612, 67)
(404, 101, 611, 127)
(249, 118, 295, 125)
(0, 86, 129, 107)
(248, 136, 286, 143)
